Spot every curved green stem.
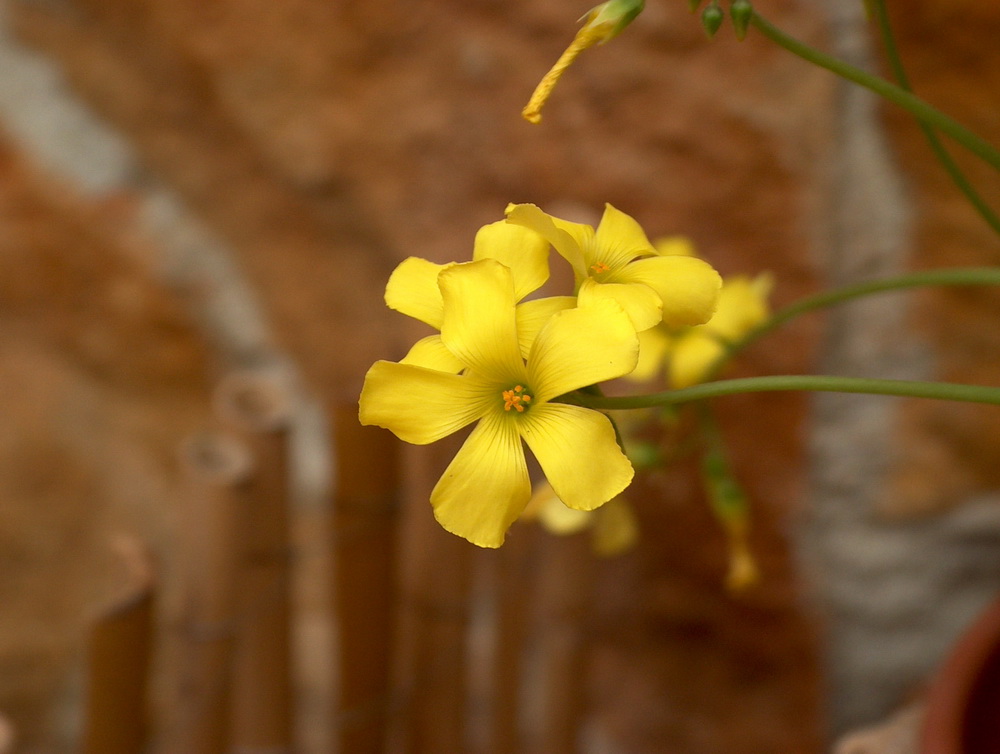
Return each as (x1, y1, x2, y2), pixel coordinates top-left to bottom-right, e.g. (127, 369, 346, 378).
(726, 267, 1000, 363)
(870, 0, 1000, 236)
(576, 375, 1000, 411)
(749, 12, 1000, 173)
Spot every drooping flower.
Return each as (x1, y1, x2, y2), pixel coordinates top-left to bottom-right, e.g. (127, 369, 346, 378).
(360, 258, 638, 548)
(384, 221, 574, 372)
(505, 203, 721, 332)
(522, 0, 645, 124)
(632, 270, 773, 387)
(521, 480, 638, 556)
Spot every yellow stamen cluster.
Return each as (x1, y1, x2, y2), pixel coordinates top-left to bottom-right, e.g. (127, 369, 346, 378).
(502, 385, 533, 413)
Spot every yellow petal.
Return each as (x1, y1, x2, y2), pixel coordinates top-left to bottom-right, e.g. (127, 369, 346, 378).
(538, 496, 592, 535)
(527, 298, 638, 402)
(431, 410, 530, 548)
(592, 498, 639, 557)
(654, 235, 698, 257)
(359, 361, 492, 444)
(591, 203, 656, 269)
(474, 221, 550, 301)
(519, 403, 634, 511)
(611, 254, 722, 327)
(577, 277, 662, 332)
(668, 332, 726, 388)
(439, 259, 526, 379)
(514, 295, 576, 359)
(400, 334, 466, 373)
(384, 257, 448, 328)
(702, 273, 772, 341)
(505, 203, 590, 279)
(629, 327, 673, 382)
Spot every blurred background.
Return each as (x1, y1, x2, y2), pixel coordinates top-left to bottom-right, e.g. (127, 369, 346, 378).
(2, 0, 1000, 751)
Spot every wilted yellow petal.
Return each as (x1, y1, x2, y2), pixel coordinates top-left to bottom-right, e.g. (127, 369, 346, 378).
(400, 334, 466, 373)
(359, 361, 492, 444)
(474, 221, 550, 301)
(577, 277, 662, 332)
(520, 403, 633, 511)
(515, 296, 576, 359)
(611, 254, 721, 328)
(431, 410, 531, 548)
(527, 298, 638, 402)
(384, 257, 448, 328)
(439, 260, 526, 379)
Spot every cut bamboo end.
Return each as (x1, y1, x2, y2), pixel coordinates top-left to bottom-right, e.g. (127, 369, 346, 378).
(213, 367, 296, 433)
(179, 431, 254, 486)
(169, 431, 253, 754)
(81, 537, 156, 754)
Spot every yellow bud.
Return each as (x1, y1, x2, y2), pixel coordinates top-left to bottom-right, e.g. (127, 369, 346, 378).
(522, 0, 644, 124)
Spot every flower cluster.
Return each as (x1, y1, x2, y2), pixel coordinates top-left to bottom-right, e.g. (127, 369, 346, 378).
(359, 204, 721, 547)
(630, 238, 772, 388)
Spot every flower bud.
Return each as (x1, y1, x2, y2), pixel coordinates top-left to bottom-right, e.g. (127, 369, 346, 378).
(581, 0, 645, 44)
(700, 4, 725, 38)
(522, 0, 644, 123)
(730, 0, 753, 41)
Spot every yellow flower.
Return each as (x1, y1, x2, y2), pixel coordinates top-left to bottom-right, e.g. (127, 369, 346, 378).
(666, 273, 773, 388)
(384, 221, 575, 372)
(360, 258, 638, 548)
(522, 0, 645, 124)
(506, 203, 721, 331)
(522, 480, 639, 557)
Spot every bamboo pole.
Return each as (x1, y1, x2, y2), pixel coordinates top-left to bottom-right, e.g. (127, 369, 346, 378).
(213, 368, 296, 753)
(81, 536, 156, 754)
(534, 532, 593, 754)
(487, 529, 535, 754)
(330, 402, 401, 754)
(169, 432, 252, 754)
(394, 440, 473, 754)
(0, 716, 13, 754)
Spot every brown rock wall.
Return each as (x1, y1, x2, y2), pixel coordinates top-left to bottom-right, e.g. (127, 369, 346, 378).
(881, 0, 1000, 515)
(0, 137, 211, 751)
(2, 0, 843, 750)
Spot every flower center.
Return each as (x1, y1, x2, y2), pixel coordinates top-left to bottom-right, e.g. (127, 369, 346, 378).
(502, 385, 533, 413)
(590, 261, 611, 275)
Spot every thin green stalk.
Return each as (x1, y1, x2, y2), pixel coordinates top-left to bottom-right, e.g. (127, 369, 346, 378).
(575, 375, 1000, 411)
(749, 12, 1000, 174)
(727, 267, 1000, 362)
(870, 0, 1000, 236)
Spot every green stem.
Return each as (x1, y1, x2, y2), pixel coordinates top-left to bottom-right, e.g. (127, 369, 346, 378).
(727, 267, 1000, 362)
(576, 375, 1000, 411)
(870, 0, 1000, 236)
(749, 12, 1000, 173)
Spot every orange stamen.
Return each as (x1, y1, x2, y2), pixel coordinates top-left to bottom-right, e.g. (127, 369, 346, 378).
(590, 262, 611, 274)
(502, 385, 534, 413)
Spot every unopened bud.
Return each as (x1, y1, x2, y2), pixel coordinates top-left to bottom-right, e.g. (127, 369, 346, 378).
(730, 0, 753, 41)
(522, 0, 644, 124)
(700, 4, 725, 38)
